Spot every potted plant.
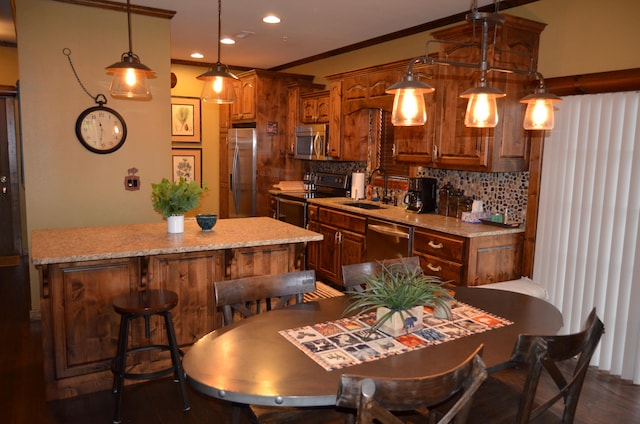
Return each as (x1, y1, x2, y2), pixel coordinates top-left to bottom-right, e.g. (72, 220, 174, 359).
(151, 177, 207, 233)
(343, 262, 455, 337)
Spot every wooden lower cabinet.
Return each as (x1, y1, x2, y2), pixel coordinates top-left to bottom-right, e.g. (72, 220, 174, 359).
(413, 228, 523, 286)
(314, 208, 366, 286)
(39, 244, 307, 400)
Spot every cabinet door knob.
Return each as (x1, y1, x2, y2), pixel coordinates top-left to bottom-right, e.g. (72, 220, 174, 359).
(428, 240, 444, 249)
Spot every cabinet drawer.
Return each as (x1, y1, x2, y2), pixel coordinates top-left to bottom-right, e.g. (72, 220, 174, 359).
(417, 254, 464, 285)
(307, 205, 319, 222)
(319, 208, 366, 234)
(413, 229, 465, 262)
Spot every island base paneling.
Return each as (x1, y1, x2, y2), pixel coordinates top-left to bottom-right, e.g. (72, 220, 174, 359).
(39, 244, 308, 401)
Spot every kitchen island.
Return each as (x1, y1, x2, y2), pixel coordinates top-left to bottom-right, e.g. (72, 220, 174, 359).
(31, 217, 322, 400)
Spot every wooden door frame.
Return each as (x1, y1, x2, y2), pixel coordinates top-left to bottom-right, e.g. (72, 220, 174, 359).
(522, 68, 640, 276)
(0, 86, 21, 266)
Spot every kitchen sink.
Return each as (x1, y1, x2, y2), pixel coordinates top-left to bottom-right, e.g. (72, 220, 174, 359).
(341, 201, 386, 210)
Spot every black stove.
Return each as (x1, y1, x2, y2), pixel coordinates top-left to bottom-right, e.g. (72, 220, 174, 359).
(310, 172, 350, 198)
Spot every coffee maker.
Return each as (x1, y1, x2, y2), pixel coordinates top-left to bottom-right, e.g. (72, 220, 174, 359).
(404, 177, 438, 213)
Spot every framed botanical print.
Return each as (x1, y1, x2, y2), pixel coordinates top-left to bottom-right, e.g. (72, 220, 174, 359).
(171, 148, 202, 185)
(171, 97, 201, 142)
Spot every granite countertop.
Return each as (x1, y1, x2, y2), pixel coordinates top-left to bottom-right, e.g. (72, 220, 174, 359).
(306, 197, 524, 238)
(31, 217, 323, 265)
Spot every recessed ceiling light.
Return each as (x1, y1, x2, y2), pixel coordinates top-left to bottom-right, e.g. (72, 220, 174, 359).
(263, 15, 281, 24)
(190, 52, 204, 59)
(220, 37, 235, 45)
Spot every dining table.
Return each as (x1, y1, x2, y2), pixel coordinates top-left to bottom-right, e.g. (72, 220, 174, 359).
(182, 286, 563, 408)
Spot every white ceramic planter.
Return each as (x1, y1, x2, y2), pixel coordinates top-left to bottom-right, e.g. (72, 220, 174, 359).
(376, 305, 424, 337)
(167, 215, 184, 233)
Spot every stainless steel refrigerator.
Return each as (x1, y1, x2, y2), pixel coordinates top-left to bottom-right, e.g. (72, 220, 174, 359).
(228, 128, 257, 218)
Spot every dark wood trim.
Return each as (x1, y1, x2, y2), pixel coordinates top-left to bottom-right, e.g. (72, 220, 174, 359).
(0, 86, 17, 96)
(545, 68, 640, 96)
(523, 67, 640, 276)
(50, 0, 175, 19)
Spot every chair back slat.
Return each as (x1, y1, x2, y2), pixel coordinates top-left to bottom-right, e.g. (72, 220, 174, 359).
(341, 257, 422, 292)
(214, 270, 316, 326)
(336, 345, 487, 424)
(510, 307, 605, 424)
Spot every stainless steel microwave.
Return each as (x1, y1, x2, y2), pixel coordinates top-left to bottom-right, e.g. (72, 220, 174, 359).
(294, 124, 328, 160)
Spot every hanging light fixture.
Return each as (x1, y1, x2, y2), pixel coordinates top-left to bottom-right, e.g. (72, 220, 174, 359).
(386, 58, 435, 126)
(520, 73, 562, 130)
(387, 0, 561, 130)
(105, 0, 154, 100)
(197, 0, 238, 104)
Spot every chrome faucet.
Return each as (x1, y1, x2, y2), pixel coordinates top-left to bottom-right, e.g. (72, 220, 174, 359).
(369, 167, 391, 204)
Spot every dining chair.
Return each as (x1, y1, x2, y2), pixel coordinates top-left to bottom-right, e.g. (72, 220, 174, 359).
(214, 270, 346, 424)
(341, 256, 422, 292)
(472, 308, 604, 424)
(214, 270, 317, 326)
(335, 344, 487, 424)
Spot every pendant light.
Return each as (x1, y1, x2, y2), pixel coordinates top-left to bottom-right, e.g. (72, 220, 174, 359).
(105, 0, 154, 100)
(520, 74, 562, 130)
(386, 59, 434, 126)
(458, 10, 505, 128)
(197, 0, 238, 104)
(387, 0, 561, 130)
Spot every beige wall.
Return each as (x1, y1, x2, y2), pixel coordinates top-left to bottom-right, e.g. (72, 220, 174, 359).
(169, 64, 221, 215)
(283, 0, 640, 84)
(17, 0, 171, 311)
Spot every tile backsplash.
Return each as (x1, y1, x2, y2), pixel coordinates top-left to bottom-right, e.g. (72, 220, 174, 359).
(308, 162, 529, 223)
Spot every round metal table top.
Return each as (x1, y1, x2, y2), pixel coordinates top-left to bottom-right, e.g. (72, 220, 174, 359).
(183, 287, 562, 407)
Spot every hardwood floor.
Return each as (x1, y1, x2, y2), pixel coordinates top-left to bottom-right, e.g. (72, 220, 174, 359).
(2, 260, 639, 423)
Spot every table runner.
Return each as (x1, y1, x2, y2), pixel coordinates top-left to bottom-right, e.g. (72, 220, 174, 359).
(279, 301, 512, 371)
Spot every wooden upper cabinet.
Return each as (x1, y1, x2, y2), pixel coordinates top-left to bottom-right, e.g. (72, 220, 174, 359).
(326, 63, 402, 161)
(327, 80, 343, 158)
(341, 68, 399, 115)
(301, 91, 330, 124)
(231, 75, 256, 121)
(431, 14, 546, 172)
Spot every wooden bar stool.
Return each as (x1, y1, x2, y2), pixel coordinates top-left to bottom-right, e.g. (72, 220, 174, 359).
(111, 289, 190, 424)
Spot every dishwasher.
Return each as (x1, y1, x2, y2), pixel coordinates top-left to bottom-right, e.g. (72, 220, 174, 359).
(366, 219, 413, 261)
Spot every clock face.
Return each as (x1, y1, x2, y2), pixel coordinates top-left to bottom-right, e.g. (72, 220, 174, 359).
(75, 106, 127, 154)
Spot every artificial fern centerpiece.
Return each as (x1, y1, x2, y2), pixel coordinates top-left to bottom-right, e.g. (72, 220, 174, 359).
(343, 262, 455, 336)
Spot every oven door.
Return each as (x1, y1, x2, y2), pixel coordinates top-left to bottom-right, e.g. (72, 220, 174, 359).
(276, 197, 307, 228)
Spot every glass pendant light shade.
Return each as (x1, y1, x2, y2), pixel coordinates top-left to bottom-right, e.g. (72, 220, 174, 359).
(521, 92, 561, 130)
(386, 73, 434, 126)
(199, 0, 238, 104)
(197, 63, 238, 104)
(106, 53, 153, 99)
(106, 0, 153, 100)
(460, 85, 505, 128)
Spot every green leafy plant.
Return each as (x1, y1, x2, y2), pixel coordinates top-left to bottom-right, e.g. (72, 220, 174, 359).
(151, 177, 207, 218)
(343, 262, 455, 334)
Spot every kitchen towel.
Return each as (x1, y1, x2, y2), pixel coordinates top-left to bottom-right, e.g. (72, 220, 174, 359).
(351, 173, 365, 199)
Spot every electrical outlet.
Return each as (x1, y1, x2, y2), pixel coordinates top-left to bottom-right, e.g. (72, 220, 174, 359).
(124, 167, 140, 191)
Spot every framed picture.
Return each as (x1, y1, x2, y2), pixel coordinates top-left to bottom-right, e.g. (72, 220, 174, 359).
(171, 97, 201, 142)
(171, 148, 202, 185)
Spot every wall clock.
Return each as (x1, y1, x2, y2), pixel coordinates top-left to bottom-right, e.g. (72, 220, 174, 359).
(75, 104, 127, 154)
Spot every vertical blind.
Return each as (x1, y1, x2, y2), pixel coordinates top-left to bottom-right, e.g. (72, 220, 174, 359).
(534, 91, 640, 384)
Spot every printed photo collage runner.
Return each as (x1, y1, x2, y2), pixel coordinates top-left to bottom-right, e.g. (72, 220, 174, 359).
(279, 302, 513, 371)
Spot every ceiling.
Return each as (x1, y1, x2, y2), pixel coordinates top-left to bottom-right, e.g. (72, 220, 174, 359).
(0, 0, 533, 71)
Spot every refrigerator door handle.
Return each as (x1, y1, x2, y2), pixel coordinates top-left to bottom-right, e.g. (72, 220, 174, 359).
(231, 143, 241, 215)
